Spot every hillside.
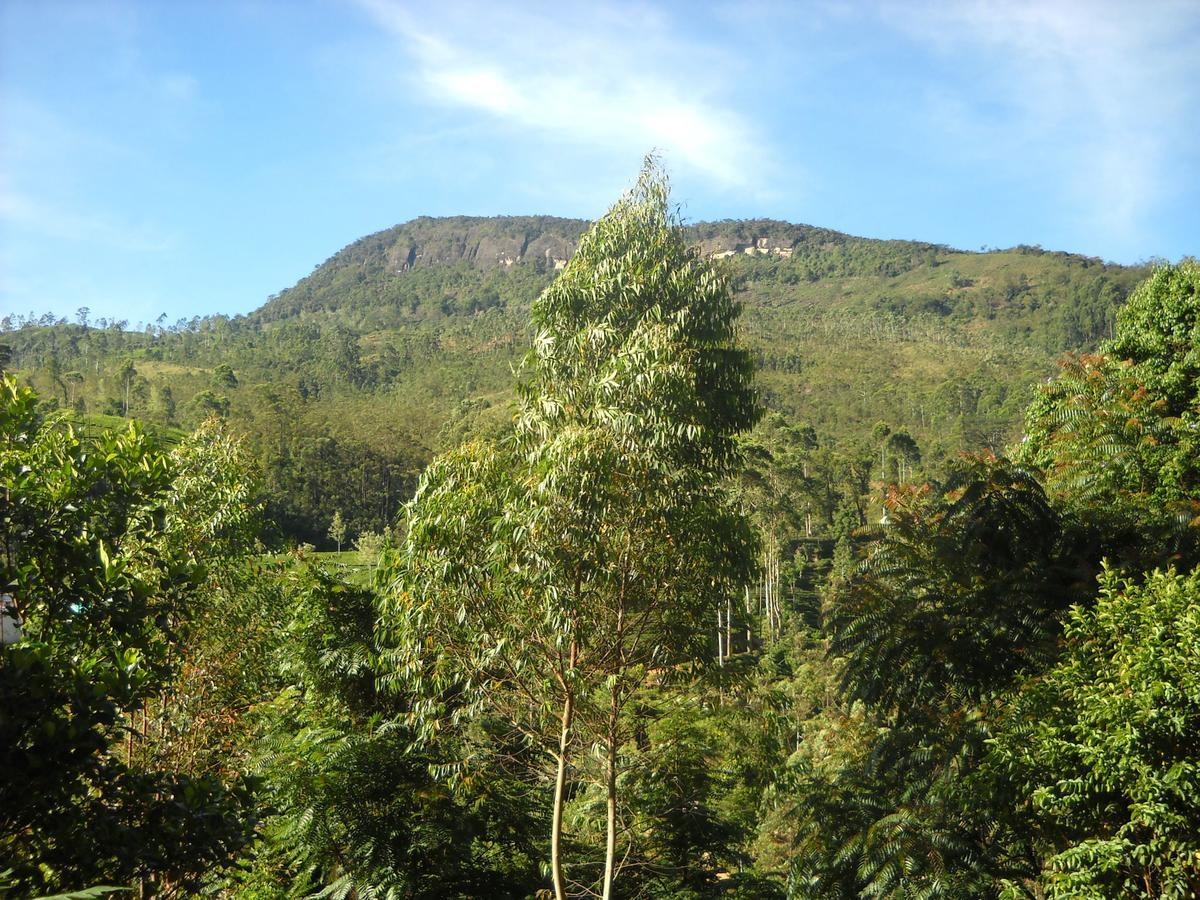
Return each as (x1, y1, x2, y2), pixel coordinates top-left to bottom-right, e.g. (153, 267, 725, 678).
(2, 215, 1148, 543)
(252, 215, 1131, 349)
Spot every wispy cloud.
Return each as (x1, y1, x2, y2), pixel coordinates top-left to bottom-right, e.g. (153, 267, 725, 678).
(352, 0, 773, 192)
(0, 97, 175, 255)
(0, 179, 173, 254)
(158, 72, 200, 104)
(883, 0, 1200, 252)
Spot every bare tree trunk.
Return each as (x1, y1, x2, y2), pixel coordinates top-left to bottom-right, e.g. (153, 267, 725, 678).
(551, 689, 574, 900)
(744, 586, 752, 650)
(763, 550, 772, 638)
(770, 550, 776, 634)
(725, 595, 732, 657)
(716, 606, 724, 665)
(768, 550, 774, 634)
(602, 689, 620, 900)
(772, 549, 780, 633)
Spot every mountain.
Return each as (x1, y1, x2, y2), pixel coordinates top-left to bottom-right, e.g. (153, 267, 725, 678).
(3, 216, 1149, 544)
(250, 216, 935, 322)
(252, 216, 587, 323)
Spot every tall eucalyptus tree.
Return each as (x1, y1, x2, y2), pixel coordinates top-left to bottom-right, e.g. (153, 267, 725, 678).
(377, 160, 759, 899)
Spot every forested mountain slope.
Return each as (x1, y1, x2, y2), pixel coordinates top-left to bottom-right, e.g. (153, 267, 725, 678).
(3, 163, 1197, 898)
(3, 215, 1148, 543)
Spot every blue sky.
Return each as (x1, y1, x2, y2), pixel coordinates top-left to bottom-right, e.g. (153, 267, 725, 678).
(2, 0, 1198, 325)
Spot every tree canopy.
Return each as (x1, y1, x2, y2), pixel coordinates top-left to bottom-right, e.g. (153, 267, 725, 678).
(0, 376, 260, 895)
(2, 169, 1196, 899)
(378, 160, 760, 899)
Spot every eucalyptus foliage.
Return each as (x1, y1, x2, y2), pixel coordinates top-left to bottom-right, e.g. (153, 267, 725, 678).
(5, 177, 1194, 900)
(377, 160, 759, 897)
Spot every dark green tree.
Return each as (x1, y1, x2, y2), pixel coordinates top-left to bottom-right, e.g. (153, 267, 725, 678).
(0, 376, 260, 894)
(789, 456, 1080, 897)
(192, 389, 230, 418)
(1019, 260, 1200, 569)
(224, 567, 545, 898)
(212, 363, 238, 390)
(988, 567, 1200, 898)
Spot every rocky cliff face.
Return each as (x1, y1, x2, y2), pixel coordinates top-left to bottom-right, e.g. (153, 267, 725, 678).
(374, 216, 587, 272)
(320, 215, 865, 277)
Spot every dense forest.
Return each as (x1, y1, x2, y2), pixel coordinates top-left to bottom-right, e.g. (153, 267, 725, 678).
(3, 163, 1198, 899)
(3, 199, 1145, 546)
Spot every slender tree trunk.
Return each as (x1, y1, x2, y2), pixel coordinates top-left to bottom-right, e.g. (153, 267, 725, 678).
(725, 595, 732, 657)
(716, 607, 724, 665)
(770, 548, 778, 635)
(763, 554, 771, 638)
(551, 688, 574, 900)
(602, 688, 620, 900)
(772, 550, 780, 633)
(744, 586, 752, 649)
(770, 563, 776, 635)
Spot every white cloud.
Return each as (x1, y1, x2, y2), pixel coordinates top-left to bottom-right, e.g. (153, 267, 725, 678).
(0, 99, 174, 255)
(352, 0, 772, 192)
(882, 0, 1200, 249)
(0, 179, 172, 254)
(158, 72, 200, 104)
